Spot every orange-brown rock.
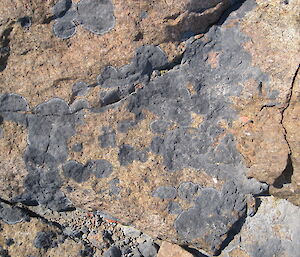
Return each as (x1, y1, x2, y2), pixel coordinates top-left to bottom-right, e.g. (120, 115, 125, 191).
(157, 241, 194, 257)
(237, 107, 290, 185)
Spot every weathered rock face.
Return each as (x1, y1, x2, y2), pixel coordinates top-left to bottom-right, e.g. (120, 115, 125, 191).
(235, 0, 300, 206)
(1, 0, 300, 256)
(0, 0, 230, 107)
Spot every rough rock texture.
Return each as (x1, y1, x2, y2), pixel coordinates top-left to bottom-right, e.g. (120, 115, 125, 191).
(270, 67, 300, 206)
(1, 0, 300, 256)
(0, 0, 230, 107)
(235, 0, 300, 205)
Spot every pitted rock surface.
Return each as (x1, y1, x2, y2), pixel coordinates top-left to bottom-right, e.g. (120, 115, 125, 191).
(1, 0, 300, 256)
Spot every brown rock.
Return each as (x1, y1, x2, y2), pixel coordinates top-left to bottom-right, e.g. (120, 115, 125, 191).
(236, 107, 290, 185)
(235, 0, 300, 204)
(157, 241, 194, 257)
(270, 66, 300, 206)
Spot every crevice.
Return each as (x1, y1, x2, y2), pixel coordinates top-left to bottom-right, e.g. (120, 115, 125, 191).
(273, 154, 294, 189)
(181, 245, 209, 257)
(280, 65, 300, 150)
(281, 65, 299, 113)
(0, 26, 13, 72)
(215, 213, 247, 255)
(274, 65, 300, 187)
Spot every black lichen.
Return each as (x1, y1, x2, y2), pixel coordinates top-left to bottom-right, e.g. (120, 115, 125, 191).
(52, 0, 115, 39)
(152, 186, 177, 200)
(77, 0, 115, 35)
(118, 144, 148, 166)
(99, 126, 116, 148)
(63, 159, 113, 182)
(174, 182, 246, 254)
(63, 160, 90, 183)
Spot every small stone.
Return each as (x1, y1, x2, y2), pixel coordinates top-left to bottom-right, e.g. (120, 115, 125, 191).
(122, 226, 141, 238)
(157, 242, 194, 257)
(137, 240, 158, 257)
(17, 16, 32, 28)
(5, 238, 14, 246)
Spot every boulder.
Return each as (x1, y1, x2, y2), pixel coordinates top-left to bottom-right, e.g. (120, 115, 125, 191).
(0, 0, 300, 256)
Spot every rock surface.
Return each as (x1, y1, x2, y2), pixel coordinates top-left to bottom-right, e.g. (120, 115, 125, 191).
(0, 0, 300, 256)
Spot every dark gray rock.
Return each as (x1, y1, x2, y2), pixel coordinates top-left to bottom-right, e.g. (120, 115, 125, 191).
(34, 231, 58, 249)
(77, 0, 115, 35)
(137, 241, 158, 257)
(0, 204, 27, 224)
(152, 186, 177, 200)
(103, 246, 122, 257)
